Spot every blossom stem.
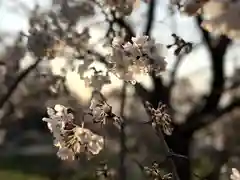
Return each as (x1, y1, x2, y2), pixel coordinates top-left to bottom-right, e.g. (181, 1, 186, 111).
(119, 81, 127, 180)
(156, 128, 180, 180)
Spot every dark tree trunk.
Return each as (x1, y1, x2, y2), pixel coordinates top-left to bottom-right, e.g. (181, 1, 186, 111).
(165, 131, 192, 180)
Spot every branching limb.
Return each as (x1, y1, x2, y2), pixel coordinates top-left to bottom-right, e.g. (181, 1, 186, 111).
(181, 15, 231, 135)
(0, 57, 43, 109)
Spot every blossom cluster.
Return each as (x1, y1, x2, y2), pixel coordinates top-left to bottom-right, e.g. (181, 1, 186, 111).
(108, 36, 167, 84)
(42, 95, 173, 161)
(40, 0, 172, 162)
(176, 0, 240, 40)
(231, 168, 240, 180)
(89, 91, 122, 128)
(143, 162, 173, 180)
(104, 0, 139, 15)
(42, 104, 104, 160)
(144, 101, 173, 135)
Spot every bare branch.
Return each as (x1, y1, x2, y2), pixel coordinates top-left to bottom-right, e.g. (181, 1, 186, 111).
(168, 54, 184, 94)
(0, 57, 43, 109)
(119, 82, 127, 180)
(144, 0, 156, 36)
(181, 98, 240, 133)
(181, 15, 231, 135)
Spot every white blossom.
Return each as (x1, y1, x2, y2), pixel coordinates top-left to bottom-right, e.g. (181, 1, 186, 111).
(57, 147, 75, 161)
(42, 104, 104, 161)
(75, 127, 104, 155)
(231, 168, 240, 180)
(104, 0, 138, 15)
(108, 36, 167, 84)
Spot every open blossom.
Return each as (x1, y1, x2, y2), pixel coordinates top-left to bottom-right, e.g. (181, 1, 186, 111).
(42, 104, 104, 160)
(144, 101, 173, 135)
(104, 0, 139, 15)
(109, 36, 167, 84)
(89, 92, 122, 128)
(231, 168, 240, 180)
(83, 68, 111, 90)
(90, 98, 112, 122)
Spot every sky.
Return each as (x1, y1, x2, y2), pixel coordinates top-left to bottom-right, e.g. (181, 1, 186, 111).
(0, 0, 51, 32)
(0, 0, 239, 92)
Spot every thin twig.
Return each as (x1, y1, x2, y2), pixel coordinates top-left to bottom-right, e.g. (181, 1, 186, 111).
(168, 54, 184, 91)
(155, 128, 180, 180)
(134, 91, 181, 180)
(144, 0, 156, 36)
(0, 57, 43, 109)
(119, 82, 127, 180)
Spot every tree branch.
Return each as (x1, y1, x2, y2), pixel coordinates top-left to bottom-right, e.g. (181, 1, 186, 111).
(144, 0, 156, 36)
(114, 16, 135, 41)
(119, 82, 127, 180)
(180, 15, 231, 135)
(156, 129, 180, 180)
(168, 54, 184, 96)
(182, 98, 240, 133)
(0, 57, 43, 109)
